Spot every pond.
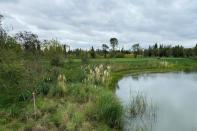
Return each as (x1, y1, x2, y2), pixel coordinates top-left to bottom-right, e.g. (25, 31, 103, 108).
(116, 72, 197, 131)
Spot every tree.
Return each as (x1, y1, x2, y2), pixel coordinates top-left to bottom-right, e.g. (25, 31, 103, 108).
(153, 43, 159, 56)
(194, 44, 197, 56)
(102, 44, 109, 58)
(43, 40, 64, 66)
(185, 48, 193, 57)
(0, 14, 3, 26)
(15, 31, 40, 53)
(132, 44, 140, 58)
(90, 46, 96, 58)
(159, 44, 163, 57)
(172, 45, 184, 57)
(63, 44, 70, 58)
(0, 15, 7, 48)
(110, 38, 118, 56)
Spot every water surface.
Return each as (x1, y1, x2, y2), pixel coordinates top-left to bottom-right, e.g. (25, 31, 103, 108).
(116, 72, 197, 131)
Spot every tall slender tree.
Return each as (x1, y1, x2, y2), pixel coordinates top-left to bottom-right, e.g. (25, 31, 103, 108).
(132, 44, 140, 58)
(153, 43, 158, 56)
(110, 38, 118, 56)
(102, 44, 109, 58)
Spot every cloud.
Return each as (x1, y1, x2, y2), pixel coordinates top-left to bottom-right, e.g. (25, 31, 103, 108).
(0, 0, 20, 3)
(0, 0, 197, 49)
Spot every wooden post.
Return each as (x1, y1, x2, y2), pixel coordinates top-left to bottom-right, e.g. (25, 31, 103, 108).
(32, 91, 36, 118)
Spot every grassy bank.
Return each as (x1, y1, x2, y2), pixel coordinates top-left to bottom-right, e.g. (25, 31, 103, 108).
(109, 58, 197, 88)
(0, 57, 196, 130)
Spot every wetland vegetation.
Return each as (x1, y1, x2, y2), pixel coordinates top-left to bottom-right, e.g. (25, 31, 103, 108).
(0, 15, 197, 130)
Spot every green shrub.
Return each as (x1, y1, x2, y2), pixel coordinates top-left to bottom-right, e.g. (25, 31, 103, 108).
(0, 63, 25, 88)
(81, 52, 89, 64)
(19, 90, 32, 101)
(36, 81, 52, 96)
(51, 55, 64, 67)
(64, 65, 86, 82)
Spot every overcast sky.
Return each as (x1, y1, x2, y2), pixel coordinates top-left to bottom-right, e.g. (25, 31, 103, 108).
(0, 0, 197, 49)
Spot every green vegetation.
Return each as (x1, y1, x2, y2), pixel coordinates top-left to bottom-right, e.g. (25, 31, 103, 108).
(0, 15, 197, 130)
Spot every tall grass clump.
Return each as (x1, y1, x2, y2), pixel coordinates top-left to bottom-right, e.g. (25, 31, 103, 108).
(84, 64, 111, 87)
(124, 93, 157, 131)
(129, 93, 147, 117)
(36, 81, 51, 96)
(94, 90, 123, 128)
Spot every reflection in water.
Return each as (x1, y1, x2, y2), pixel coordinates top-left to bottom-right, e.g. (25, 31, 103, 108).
(123, 93, 158, 131)
(116, 72, 197, 131)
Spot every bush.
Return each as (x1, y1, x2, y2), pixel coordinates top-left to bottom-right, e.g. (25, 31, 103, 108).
(51, 55, 64, 67)
(64, 65, 86, 83)
(36, 81, 52, 96)
(0, 63, 25, 88)
(19, 90, 32, 101)
(81, 52, 89, 64)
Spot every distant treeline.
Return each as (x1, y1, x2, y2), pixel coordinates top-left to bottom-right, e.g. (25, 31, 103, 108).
(1, 15, 197, 59)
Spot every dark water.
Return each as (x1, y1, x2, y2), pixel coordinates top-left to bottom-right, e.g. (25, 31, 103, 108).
(116, 72, 197, 131)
